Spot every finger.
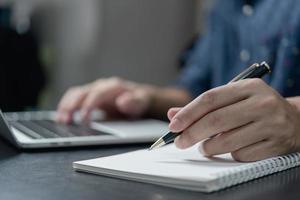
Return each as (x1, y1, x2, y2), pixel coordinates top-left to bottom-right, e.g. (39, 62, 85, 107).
(80, 82, 125, 121)
(115, 90, 149, 117)
(231, 140, 283, 162)
(169, 79, 266, 132)
(200, 121, 269, 156)
(167, 107, 182, 121)
(57, 86, 89, 123)
(175, 97, 257, 149)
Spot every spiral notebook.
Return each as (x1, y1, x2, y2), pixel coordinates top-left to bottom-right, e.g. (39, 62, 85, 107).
(73, 144, 300, 192)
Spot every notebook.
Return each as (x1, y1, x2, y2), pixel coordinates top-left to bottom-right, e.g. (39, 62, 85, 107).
(73, 144, 300, 192)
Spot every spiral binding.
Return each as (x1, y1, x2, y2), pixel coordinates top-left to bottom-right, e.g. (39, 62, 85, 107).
(214, 152, 300, 191)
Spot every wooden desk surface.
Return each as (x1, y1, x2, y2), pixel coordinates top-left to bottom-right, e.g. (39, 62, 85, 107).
(0, 139, 299, 200)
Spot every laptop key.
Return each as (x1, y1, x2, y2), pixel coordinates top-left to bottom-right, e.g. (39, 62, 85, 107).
(9, 121, 42, 139)
(32, 120, 77, 137)
(32, 120, 111, 137)
(10, 119, 111, 139)
(16, 121, 60, 138)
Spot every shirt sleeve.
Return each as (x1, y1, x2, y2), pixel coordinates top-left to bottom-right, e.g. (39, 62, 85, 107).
(174, 8, 218, 98)
(174, 33, 213, 98)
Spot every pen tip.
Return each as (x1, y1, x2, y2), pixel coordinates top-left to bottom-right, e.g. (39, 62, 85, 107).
(148, 138, 165, 151)
(148, 143, 157, 151)
(148, 147, 153, 151)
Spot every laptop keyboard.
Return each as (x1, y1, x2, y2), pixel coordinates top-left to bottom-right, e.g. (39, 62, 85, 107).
(9, 120, 111, 139)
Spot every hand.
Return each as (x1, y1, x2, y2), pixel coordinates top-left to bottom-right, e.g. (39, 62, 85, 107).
(56, 77, 153, 123)
(168, 79, 300, 162)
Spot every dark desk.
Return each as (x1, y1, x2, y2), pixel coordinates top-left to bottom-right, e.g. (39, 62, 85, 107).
(0, 139, 300, 200)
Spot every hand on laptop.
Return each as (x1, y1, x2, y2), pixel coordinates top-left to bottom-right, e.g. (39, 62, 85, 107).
(57, 76, 192, 124)
(167, 79, 300, 162)
(56, 77, 154, 123)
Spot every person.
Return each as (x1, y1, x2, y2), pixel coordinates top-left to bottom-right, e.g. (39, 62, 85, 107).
(56, 0, 300, 162)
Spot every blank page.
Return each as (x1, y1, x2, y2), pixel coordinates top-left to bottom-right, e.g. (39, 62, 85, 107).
(74, 144, 247, 181)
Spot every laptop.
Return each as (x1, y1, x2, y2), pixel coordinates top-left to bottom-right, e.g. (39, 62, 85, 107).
(0, 110, 168, 149)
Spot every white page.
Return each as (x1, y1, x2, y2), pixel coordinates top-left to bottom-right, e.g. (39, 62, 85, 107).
(74, 144, 247, 181)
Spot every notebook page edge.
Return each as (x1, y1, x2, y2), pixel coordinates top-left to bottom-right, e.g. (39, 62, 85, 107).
(73, 162, 219, 192)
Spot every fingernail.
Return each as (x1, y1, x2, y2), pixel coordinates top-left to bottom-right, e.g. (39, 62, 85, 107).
(169, 118, 183, 132)
(198, 143, 207, 156)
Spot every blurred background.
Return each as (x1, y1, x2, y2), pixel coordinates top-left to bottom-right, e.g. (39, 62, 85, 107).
(0, 0, 213, 111)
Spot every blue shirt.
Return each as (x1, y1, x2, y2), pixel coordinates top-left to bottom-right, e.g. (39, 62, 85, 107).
(176, 0, 300, 98)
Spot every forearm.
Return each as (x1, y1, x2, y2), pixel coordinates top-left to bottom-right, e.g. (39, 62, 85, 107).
(143, 85, 192, 120)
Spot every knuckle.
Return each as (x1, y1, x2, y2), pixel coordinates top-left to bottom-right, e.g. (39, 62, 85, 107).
(176, 116, 186, 127)
(266, 96, 279, 107)
(257, 95, 279, 110)
(174, 114, 188, 128)
(93, 77, 124, 88)
(93, 78, 104, 85)
(109, 77, 126, 89)
(200, 90, 217, 105)
(67, 86, 82, 94)
(228, 81, 240, 91)
(110, 76, 123, 84)
(207, 113, 222, 128)
(244, 78, 265, 88)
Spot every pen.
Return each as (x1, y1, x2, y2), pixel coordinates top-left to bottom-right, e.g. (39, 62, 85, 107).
(149, 61, 271, 150)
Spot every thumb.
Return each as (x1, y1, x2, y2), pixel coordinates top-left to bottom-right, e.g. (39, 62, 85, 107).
(115, 90, 150, 117)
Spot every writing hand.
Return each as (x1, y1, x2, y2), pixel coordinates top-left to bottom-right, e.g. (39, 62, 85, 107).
(169, 79, 300, 161)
